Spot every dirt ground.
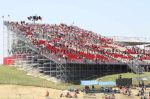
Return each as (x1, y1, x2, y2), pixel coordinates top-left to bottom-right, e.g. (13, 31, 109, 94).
(0, 84, 149, 99)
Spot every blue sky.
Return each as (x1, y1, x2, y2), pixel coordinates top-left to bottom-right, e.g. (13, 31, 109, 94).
(0, 0, 150, 64)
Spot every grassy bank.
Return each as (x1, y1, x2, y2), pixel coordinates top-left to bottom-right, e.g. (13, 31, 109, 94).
(0, 65, 150, 89)
(97, 72, 150, 85)
(0, 65, 72, 90)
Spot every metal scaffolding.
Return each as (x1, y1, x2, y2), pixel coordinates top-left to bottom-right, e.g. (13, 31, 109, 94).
(4, 21, 149, 83)
(5, 24, 67, 83)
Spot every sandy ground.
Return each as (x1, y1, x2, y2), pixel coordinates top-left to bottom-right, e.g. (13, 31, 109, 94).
(0, 84, 149, 99)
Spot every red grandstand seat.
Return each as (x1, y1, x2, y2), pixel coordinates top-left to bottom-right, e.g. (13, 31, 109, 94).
(38, 39, 46, 45)
(66, 53, 78, 61)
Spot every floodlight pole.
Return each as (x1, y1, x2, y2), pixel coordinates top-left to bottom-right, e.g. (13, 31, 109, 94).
(2, 16, 4, 64)
(33, 19, 36, 24)
(27, 15, 42, 24)
(7, 15, 10, 57)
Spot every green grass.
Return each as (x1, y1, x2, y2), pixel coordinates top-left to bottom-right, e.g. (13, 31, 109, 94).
(0, 65, 73, 90)
(0, 65, 150, 89)
(96, 72, 150, 85)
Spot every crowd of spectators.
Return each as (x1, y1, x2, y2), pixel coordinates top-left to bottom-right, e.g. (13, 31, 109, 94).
(4, 21, 150, 64)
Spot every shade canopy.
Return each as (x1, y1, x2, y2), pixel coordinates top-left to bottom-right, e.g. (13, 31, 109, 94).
(80, 80, 98, 86)
(80, 80, 116, 86)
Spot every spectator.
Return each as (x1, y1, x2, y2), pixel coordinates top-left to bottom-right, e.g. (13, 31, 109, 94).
(45, 90, 50, 99)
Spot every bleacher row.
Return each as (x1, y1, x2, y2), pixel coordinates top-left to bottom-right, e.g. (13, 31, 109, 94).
(5, 21, 150, 64)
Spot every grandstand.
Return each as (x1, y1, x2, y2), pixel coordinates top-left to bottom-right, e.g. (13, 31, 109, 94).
(3, 21, 150, 83)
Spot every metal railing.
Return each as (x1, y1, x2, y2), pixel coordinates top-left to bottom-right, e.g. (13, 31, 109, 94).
(127, 59, 144, 74)
(6, 25, 67, 82)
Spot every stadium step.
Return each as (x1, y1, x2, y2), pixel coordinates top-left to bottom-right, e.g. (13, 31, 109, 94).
(127, 59, 144, 74)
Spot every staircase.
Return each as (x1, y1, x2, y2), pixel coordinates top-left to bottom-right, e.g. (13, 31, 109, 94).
(127, 58, 144, 74)
(6, 27, 67, 82)
(109, 43, 145, 74)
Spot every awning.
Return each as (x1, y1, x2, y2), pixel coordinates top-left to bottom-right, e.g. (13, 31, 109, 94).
(98, 81, 116, 86)
(80, 80, 98, 85)
(80, 80, 116, 86)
